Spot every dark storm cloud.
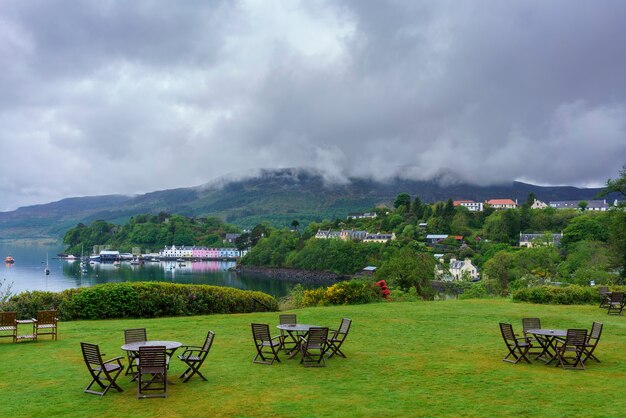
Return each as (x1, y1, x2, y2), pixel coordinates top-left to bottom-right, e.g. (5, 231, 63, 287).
(0, 0, 625, 211)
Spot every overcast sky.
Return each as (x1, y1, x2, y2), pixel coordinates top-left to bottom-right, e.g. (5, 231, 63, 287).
(1, 0, 625, 211)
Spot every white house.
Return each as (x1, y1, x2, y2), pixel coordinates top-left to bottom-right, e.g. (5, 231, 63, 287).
(530, 199, 548, 209)
(486, 199, 517, 209)
(448, 258, 480, 281)
(453, 200, 484, 212)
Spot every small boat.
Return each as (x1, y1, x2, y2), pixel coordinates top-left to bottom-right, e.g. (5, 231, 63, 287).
(44, 253, 50, 275)
(5, 256, 15, 264)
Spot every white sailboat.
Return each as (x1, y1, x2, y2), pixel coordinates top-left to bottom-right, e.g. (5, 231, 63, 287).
(44, 253, 50, 275)
(80, 245, 88, 274)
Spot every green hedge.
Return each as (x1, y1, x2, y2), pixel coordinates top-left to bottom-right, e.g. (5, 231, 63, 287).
(512, 285, 626, 305)
(0, 282, 278, 320)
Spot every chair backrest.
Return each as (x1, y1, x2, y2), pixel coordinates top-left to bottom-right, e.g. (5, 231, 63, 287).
(499, 323, 516, 342)
(610, 292, 624, 303)
(279, 314, 297, 325)
(202, 331, 216, 352)
(589, 322, 603, 340)
(565, 329, 587, 346)
(81, 342, 103, 368)
(125, 328, 147, 344)
(0, 311, 17, 327)
(139, 346, 167, 369)
(306, 327, 329, 347)
(37, 310, 57, 325)
(597, 286, 608, 294)
(252, 323, 271, 342)
(522, 318, 540, 333)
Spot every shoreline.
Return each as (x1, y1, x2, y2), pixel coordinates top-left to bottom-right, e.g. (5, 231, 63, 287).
(233, 265, 349, 286)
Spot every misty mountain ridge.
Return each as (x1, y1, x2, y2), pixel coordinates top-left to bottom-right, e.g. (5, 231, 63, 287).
(0, 168, 610, 241)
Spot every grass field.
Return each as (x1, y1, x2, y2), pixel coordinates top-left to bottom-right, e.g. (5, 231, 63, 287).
(1, 299, 625, 417)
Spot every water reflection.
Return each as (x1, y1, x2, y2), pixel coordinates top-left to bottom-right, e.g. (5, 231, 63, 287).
(1, 243, 293, 297)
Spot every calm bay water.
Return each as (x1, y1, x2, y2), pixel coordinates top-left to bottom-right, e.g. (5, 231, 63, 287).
(0, 243, 293, 298)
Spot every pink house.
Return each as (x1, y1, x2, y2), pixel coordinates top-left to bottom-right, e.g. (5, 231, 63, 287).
(192, 247, 210, 259)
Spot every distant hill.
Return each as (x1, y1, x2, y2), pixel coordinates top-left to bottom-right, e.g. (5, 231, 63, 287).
(0, 168, 610, 240)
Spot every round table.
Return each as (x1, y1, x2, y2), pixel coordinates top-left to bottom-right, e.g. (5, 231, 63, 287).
(121, 340, 182, 352)
(276, 324, 321, 358)
(121, 340, 182, 384)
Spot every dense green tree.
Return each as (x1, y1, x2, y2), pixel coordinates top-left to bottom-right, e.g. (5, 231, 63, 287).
(578, 200, 588, 211)
(411, 195, 424, 219)
(558, 240, 613, 284)
(524, 192, 537, 208)
(482, 251, 515, 295)
(394, 193, 411, 211)
(598, 163, 626, 199)
(450, 211, 471, 236)
(607, 210, 626, 278)
(250, 223, 271, 246)
(375, 248, 435, 299)
(443, 198, 455, 222)
(561, 214, 609, 249)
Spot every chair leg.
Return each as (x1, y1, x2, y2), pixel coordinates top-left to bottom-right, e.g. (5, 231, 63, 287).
(85, 368, 124, 396)
(180, 361, 207, 383)
(253, 343, 281, 365)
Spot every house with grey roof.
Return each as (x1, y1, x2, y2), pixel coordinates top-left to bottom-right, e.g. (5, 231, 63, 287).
(549, 200, 609, 211)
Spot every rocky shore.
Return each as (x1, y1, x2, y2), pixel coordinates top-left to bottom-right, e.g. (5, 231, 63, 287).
(232, 265, 348, 286)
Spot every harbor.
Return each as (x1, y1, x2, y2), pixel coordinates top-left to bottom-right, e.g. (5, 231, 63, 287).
(1, 243, 291, 298)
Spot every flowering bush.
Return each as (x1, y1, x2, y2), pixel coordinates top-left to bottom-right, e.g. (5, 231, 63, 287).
(375, 279, 391, 300)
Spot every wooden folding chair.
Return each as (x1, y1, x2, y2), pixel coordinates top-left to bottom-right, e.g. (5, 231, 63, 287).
(499, 323, 532, 364)
(279, 314, 298, 352)
(251, 323, 281, 365)
(34, 310, 58, 341)
(137, 346, 167, 399)
(0, 311, 17, 343)
(583, 322, 603, 363)
(80, 342, 125, 396)
(326, 318, 352, 359)
(522, 317, 545, 357)
(606, 292, 625, 316)
(178, 331, 215, 382)
(300, 327, 329, 367)
(554, 329, 587, 370)
(124, 328, 147, 376)
(597, 286, 610, 308)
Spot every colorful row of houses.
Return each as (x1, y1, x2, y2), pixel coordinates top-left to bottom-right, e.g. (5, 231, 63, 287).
(158, 245, 247, 259)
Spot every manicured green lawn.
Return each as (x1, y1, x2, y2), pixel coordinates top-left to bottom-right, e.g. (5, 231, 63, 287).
(1, 299, 625, 417)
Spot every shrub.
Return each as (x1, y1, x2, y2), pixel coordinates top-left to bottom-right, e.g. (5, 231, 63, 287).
(324, 279, 380, 305)
(1, 282, 278, 320)
(388, 286, 421, 302)
(458, 282, 490, 300)
(512, 285, 626, 305)
(302, 288, 326, 307)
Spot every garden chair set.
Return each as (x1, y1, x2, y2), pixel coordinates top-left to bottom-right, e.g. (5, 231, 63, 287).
(0, 310, 58, 342)
(252, 316, 352, 367)
(499, 319, 603, 370)
(80, 329, 215, 398)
